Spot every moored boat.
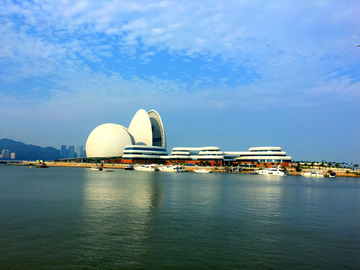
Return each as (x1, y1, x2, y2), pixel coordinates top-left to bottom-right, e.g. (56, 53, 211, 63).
(134, 164, 159, 171)
(256, 167, 285, 176)
(194, 168, 212, 173)
(37, 163, 48, 168)
(159, 165, 186, 172)
(328, 172, 336, 178)
(301, 171, 324, 177)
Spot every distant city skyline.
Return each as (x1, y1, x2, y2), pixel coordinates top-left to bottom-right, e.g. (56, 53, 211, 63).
(0, 149, 15, 160)
(0, 1, 359, 163)
(60, 145, 86, 159)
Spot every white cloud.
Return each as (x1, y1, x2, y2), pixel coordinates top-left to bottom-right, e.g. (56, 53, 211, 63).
(1, 0, 360, 103)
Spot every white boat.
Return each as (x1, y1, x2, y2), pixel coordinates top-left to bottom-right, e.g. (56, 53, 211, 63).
(194, 168, 212, 173)
(134, 164, 159, 171)
(159, 165, 186, 172)
(91, 166, 103, 171)
(301, 171, 324, 177)
(328, 172, 336, 178)
(256, 167, 285, 176)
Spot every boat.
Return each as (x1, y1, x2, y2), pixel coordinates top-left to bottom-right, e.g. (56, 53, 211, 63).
(328, 172, 336, 178)
(124, 165, 135, 170)
(37, 163, 49, 168)
(256, 167, 285, 176)
(91, 165, 103, 171)
(301, 171, 324, 177)
(194, 168, 212, 173)
(159, 165, 186, 172)
(134, 164, 159, 171)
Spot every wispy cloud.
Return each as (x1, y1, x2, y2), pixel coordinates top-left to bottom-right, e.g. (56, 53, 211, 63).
(0, 0, 359, 161)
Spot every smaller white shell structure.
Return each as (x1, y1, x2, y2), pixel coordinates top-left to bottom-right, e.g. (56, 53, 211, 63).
(85, 123, 133, 157)
(128, 109, 153, 146)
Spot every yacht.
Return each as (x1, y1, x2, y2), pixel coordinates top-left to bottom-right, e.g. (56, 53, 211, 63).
(301, 171, 324, 177)
(159, 165, 186, 172)
(194, 168, 212, 173)
(256, 167, 285, 176)
(134, 164, 159, 171)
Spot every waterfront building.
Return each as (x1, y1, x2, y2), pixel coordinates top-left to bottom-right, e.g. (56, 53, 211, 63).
(169, 147, 224, 165)
(84, 108, 294, 167)
(233, 147, 292, 163)
(122, 145, 168, 164)
(168, 146, 293, 167)
(86, 109, 166, 158)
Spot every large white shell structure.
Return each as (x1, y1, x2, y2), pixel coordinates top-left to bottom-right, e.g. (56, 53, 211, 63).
(85, 109, 166, 158)
(85, 123, 133, 158)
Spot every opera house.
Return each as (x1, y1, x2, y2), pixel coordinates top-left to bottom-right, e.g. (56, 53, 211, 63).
(86, 109, 166, 159)
(85, 109, 294, 167)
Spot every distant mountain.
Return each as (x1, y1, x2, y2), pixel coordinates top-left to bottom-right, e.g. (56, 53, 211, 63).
(0, 138, 61, 161)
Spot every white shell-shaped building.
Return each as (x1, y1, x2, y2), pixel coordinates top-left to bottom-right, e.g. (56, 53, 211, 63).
(85, 124, 134, 158)
(86, 109, 166, 158)
(128, 109, 153, 146)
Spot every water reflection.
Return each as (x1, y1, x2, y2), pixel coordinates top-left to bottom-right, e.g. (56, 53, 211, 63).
(82, 170, 163, 267)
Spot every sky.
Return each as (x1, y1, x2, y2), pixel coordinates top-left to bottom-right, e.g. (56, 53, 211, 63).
(1, 0, 360, 163)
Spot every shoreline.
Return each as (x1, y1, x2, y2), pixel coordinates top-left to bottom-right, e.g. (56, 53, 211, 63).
(12, 162, 360, 178)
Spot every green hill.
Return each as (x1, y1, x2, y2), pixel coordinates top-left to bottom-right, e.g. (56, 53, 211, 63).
(0, 138, 61, 161)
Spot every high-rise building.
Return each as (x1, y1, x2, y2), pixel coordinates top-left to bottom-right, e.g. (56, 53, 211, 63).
(1, 149, 11, 159)
(60, 145, 67, 158)
(68, 146, 75, 158)
(77, 145, 84, 158)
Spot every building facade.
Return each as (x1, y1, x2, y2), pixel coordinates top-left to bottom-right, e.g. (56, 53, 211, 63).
(84, 108, 295, 167)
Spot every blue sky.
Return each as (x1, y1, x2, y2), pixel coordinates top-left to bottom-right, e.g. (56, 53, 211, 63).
(1, 0, 359, 163)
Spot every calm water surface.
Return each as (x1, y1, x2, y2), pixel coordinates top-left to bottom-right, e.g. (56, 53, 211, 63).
(0, 165, 359, 269)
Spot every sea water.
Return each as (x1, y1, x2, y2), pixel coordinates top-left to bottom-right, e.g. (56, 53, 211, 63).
(0, 165, 359, 269)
